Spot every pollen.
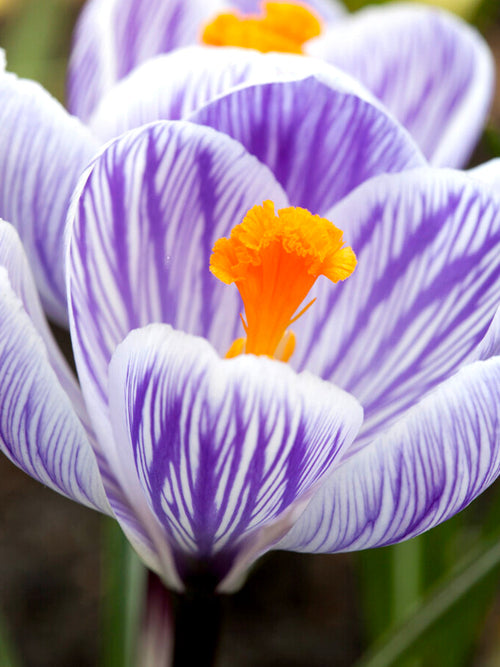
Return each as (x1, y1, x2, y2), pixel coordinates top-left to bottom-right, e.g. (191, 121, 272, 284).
(210, 201, 356, 360)
(201, 2, 322, 55)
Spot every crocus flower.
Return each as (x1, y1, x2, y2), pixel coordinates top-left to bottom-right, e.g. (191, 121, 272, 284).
(69, 0, 493, 169)
(1, 57, 499, 591)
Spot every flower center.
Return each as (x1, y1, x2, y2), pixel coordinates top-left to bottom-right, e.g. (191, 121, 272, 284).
(210, 201, 356, 361)
(201, 2, 322, 54)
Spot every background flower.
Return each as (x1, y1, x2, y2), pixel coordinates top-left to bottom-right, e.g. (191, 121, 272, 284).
(69, 0, 493, 168)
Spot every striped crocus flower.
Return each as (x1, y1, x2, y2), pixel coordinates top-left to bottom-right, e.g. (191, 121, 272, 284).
(1, 103, 499, 590)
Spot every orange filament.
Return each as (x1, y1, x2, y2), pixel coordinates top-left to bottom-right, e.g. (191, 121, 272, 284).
(201, 2, 322, 54)
(210, 201, 356, 360)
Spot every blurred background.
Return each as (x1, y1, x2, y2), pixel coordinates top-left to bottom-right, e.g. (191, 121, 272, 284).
(1, 0, 500, 665)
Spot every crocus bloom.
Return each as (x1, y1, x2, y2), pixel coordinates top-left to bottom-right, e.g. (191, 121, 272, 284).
(69, 0, 493, 169)
(1, 69, 499, 591)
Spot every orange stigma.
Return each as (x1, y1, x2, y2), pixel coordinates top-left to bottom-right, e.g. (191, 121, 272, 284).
(201, 2, 322, 54)
(210, 201, 356, 361)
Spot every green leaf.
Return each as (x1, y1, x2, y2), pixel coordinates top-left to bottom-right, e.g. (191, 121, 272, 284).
(355, 532, 500, 667)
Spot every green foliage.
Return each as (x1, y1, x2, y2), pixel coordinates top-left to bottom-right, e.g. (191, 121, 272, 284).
(356, 482, 500, 667)
(0, 609, 22, 667)
(0, 0, 78, 101)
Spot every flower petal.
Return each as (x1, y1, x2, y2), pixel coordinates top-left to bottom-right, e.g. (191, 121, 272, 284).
(89, 47, 370, 143)
(0, 219, 160, 561)
(108, 325, 363, 587)
(67, 120, 287, 452)
(277, 357, 500, 553)
(0, 221, 163, 566)
(468, 159, 500, 191)
(0, 221, 93, 438)
(189, 73, 425, 213)
(68, 0, 225, 121)
(307, 5, 494, 167)
(293, 168, 500, 447)
(473, 304, 500, 361)
(0, 71, 99, 323)
(0, 265, 110, 514)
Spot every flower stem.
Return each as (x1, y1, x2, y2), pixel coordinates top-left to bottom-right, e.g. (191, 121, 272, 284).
(391, 537, 422, 667)
(391, 537, 421, 623)
(138, 572, 175, 667)
(100, 517, 146, 667)
(172, 585, 222, 667)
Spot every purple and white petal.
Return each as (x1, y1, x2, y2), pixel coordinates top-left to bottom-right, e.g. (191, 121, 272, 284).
(307, 5, 494, 167)
(293, 168, 500, 448)
(277, 357, 500, 553)
(108, 325, 363, 587)
(0, 71, 99, 323)
(473, 304, 500, 361)
(468, 159, 500, 191)
(0, 220, 154, 556)
(89, 47, 374, 143)
(68, 0, 225, 122)
(0, 221, 94, 439)
(0, 267, 111, 514)
(189, 73, 425, 213)
(67, 120, 287, 454)
(98, 403, 183, 591)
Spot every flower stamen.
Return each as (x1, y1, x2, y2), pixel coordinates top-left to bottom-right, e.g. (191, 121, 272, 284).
(288, 297, 316, 326)
(201, 2, 322, 54)
(210, 201, 356, 361)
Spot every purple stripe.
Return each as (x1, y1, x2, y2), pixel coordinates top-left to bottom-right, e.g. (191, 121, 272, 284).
(292, 169, 500, 446)
(190, 77, 425, 214)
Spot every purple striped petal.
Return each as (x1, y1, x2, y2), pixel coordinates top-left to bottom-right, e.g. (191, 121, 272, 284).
(467, 163, 500, 360)
(292, 168, 500, 449)
(277, 357, 500, 553)
(68, 0, 224, 121)
(307, 5, 493, 167)
(0, 220, 158, 563)
(473, 305, 500, 361)
(189, 75, 426, 213)
(92, 405, 184, 590)
(67, 120, 287, 449)
(0, 223, 165, 568)
(89, 47, 367, 143)
(108, 325, 363, 587)
(0, 221, 94, 441)
(0, 71, 99, 323)
(0, 209, 185, 578)
(0, 266, 110, 514)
